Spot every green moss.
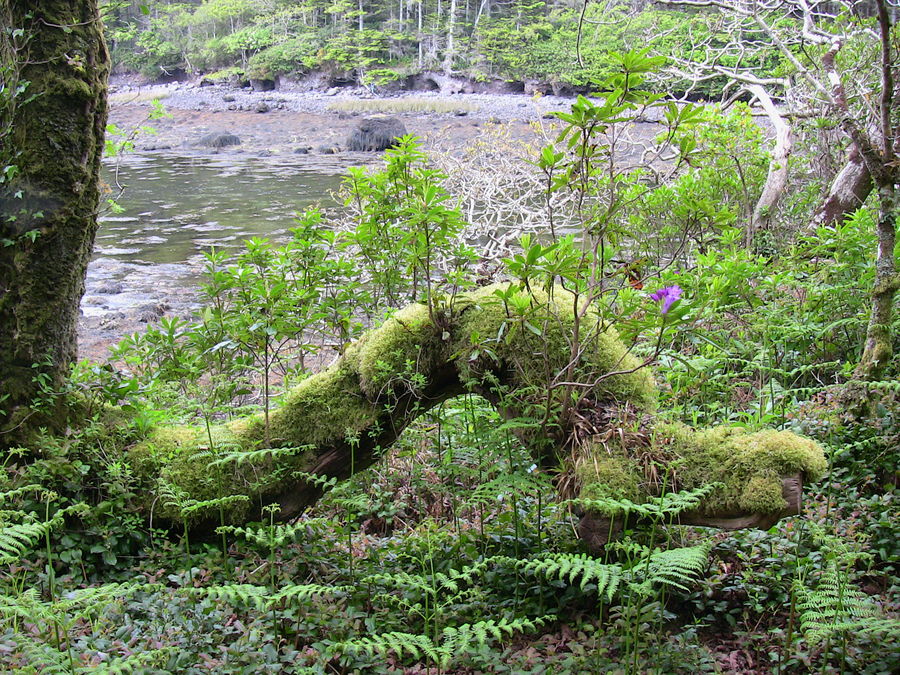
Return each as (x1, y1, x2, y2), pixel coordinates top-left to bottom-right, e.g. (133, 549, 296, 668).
(353, 303, 443, 398)
(44, 72, 93, 101)
(576, 452, 644, 503)
(258, 360, 378, 448)
(129, 426, 202, 474)
(578, 422, 828, 515)
(740, 475, 788, 513)
(453, 283, 657, 410)
(124, 283, 681, 526)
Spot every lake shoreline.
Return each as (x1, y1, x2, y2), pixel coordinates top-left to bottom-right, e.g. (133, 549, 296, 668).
(107, 80, 565, 155)
(79, 85, 563, 363)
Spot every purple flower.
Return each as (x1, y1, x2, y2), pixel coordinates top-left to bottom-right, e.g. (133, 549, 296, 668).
(650, 285, 682, 314)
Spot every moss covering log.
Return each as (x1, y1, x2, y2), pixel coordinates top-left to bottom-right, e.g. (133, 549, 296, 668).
(128, 284, 825, 543)
(573, 422, 826, 550)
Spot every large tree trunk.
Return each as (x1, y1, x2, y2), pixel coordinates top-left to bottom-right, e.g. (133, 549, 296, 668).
(854, 181, 899, 380)
(0, 0, 109, 445)
(853, 0, 897, 380)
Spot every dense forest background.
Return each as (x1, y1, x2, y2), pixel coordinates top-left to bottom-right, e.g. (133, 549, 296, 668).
(105, 0, 756, 95)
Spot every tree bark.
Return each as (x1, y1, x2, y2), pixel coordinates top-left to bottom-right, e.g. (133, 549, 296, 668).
(747, 84, 792, 244)
(0, 0, 110, 445)
(853, 0, 897, 380)
(854, 182, 898, 379)
(810, 142, 873, 230)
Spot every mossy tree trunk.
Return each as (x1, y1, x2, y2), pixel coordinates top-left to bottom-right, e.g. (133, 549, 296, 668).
(852, 1, 898, 381)
(0, 0, 109, 445)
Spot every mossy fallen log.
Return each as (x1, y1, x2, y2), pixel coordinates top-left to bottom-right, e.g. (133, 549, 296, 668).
(128, 283, 825, 544)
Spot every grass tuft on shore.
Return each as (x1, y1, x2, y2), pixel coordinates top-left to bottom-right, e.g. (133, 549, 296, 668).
(109, 90, 172, 105)
(327, 97, 478, 115)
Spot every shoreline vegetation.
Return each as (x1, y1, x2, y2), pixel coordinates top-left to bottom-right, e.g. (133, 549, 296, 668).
(104, 2, 731, 102)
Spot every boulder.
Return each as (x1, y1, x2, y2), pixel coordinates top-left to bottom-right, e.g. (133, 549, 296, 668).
(345, 116, 407, 152)
(196, 131, 241, 148)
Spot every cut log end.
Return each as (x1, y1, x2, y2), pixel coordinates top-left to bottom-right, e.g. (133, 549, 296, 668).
(577, 474, 804, 553)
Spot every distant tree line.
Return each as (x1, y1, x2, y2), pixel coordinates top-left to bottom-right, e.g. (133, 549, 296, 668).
(101, 0, 731, 92)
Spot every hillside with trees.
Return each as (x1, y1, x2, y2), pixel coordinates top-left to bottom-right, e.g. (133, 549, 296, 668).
(104, 0, 737, 94)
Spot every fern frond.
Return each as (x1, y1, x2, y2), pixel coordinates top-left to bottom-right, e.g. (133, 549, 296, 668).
(210, 445, 310, 467)
(362, 571, 444, 597)
(794, 559, 899, 645)
(291, 470, 339, 492)
(184, 584, 270, 611)
(333, 615, 553, 669)
(520, 553, 623, 599)
(216, 519, 313, 547)
(0, 484, 43, 503)
(466, 473, 545, 507)
(269, 583, 350, 606)
(0, 520, 55, 564)
(13, 638, 70, 674)
(335, 631, 439, 663)
(179, 494, 250, 518)
(0, 502, 86, 564)
(569, 483, 722, 519)
(632, 543, 712, 591)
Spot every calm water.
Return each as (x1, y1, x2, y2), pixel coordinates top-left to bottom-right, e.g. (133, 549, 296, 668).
(84, 152, 356, 317)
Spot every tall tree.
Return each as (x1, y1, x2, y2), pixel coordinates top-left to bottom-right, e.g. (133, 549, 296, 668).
(0, 0, 110, 445)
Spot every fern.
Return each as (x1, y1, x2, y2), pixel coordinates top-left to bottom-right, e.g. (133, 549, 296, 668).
(0, 483, 43, 503)
(183, 583, 271, 611)
(466, 472, 546, 507)
(0, 519, 57, 564)
(795, 559, 900, 645)
(292, 469, 339, 492)
(631, 542, 713, 592)
(179, 493, 250, 519)
(337, 630, 439, 663)
(333, 615, 551, 668)
(362, 556, 505, 597)
(569, 483, 722, 519)
(185, 582, 348, 612)
(270, 583, 350, 606)
(216, 518, 314, 548)
(0, 583, 147, 674)
(210, 445, 312, 466)
(0, 502, 86, 564)
(520, 553, 623, 599)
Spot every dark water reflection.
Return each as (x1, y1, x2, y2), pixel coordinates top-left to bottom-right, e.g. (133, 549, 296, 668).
(84, 152, 353, 319)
